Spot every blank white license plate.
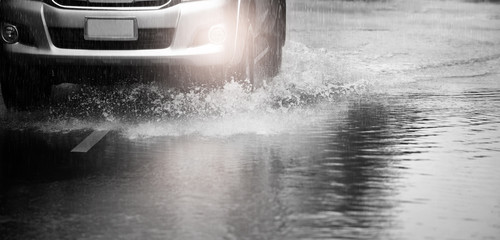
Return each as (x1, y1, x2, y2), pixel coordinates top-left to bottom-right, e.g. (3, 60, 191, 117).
(85, 18, 137, 41)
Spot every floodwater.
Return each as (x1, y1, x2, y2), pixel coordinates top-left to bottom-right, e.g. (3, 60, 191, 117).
(1, 0, 500, 239)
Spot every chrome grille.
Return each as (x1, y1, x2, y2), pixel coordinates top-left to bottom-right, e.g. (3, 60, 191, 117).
(51, 0, 178, 8)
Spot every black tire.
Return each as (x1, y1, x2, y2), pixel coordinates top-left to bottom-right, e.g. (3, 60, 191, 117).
(232, 24, 256, 89)
(263, 0, 286, 78)
(245, 25, 256, 88)
(0, 64, 52, 110)
(228, 11, 257, 89)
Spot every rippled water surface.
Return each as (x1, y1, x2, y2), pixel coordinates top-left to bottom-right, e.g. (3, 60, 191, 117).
(1, 0, 500, 239)
(2, 81, 499, 239)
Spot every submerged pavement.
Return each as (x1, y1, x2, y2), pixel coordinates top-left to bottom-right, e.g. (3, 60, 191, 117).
(1, 0, 500, 239)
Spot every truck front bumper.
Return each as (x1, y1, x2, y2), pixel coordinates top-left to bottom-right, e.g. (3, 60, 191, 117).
(0, 0, 243, 67)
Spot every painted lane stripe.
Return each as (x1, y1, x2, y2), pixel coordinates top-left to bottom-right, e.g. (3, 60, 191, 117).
(71, 130, 109, 153)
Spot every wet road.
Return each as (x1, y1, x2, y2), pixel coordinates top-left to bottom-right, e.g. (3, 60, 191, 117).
(1, 0, 500, 239)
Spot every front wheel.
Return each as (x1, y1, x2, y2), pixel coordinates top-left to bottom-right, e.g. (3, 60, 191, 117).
(1, 64, 52, 110)
(263, 0, 286, 78)
(228, 23, 257, 90)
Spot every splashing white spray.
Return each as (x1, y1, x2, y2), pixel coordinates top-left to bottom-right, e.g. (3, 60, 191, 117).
(34, 41, 373, 137)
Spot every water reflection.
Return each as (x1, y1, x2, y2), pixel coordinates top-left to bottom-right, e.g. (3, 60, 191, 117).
(1, 86, 500, 239)
(273, 101, 402, 239)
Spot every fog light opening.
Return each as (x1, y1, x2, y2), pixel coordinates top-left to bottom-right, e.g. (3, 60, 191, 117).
(1, 23, 19, 44)
(208, 24, 227, 45)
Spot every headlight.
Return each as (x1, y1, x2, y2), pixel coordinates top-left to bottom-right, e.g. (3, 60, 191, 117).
(208, 24, 226, 45)
(1, 23, 19, 44)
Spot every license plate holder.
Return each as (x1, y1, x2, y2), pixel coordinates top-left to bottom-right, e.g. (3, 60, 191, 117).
(85, 18, 138, 41)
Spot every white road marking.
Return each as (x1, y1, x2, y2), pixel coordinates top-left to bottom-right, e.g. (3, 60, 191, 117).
(71, 130, 109, 153)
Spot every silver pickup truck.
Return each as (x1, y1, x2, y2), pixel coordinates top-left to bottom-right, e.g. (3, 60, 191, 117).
(0, 0, 286, 109)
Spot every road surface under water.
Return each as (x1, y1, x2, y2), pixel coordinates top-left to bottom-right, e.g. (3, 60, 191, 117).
(1, 0, 500, 239)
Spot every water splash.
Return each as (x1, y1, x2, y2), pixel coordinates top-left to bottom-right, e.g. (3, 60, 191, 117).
(32, 41, 373, 137)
